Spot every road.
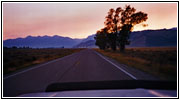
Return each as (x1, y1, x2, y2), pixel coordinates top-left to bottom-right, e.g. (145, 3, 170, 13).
(3, 49, 155, 97)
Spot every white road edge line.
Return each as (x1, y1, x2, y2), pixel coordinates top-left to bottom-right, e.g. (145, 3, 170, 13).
(3, 52, 78, 80)
(94, 51, 137, 80)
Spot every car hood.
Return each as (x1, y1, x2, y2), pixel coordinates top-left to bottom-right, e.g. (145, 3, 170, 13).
(18, 88, 177, 97)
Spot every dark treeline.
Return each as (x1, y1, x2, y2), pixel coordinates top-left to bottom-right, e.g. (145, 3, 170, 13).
(94, 5, 148, 52)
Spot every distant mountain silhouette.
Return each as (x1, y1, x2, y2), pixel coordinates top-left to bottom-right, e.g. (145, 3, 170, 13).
(73, 40, 96, 48)
(75, 27, 177, 48)
(81, 34, 96, 43)
(128, 28, 177, 47)
(3, 35, 83, 48)
(3, 28, 177, 48)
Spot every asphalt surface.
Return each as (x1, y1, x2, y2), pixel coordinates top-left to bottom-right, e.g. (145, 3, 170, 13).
(3, 49, 153, 97)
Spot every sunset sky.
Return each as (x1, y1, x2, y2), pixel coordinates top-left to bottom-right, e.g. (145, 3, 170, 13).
(3, 2, 177, 40)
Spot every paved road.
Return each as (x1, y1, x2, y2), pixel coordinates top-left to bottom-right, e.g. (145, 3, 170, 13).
(3, 49, 153, 97)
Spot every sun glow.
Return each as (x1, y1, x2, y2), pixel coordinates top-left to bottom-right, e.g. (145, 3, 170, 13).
(3, 3, 177, 40)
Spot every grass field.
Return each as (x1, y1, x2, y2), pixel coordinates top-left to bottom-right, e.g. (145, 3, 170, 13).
(3, 48, 84, 75)
(95, 47, 177, 81)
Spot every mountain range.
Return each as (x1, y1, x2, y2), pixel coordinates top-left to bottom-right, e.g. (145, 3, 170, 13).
(3, 28, 177, 48)
(128, 27, 177, 47)
(3, 35, 83, 48)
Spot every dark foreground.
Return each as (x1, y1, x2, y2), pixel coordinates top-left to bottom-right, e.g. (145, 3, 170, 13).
(4, 49, 157, 97)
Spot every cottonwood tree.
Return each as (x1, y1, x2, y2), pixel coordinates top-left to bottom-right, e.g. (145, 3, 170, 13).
(94, 28, 108, 50)
(117, 5, 148, 51)
(95, 5, 148, 52)
(104, 8, 117, 51)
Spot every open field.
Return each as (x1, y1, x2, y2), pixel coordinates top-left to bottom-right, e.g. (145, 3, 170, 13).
(3, 48, 84, 75)
(95, 47, 177, 81)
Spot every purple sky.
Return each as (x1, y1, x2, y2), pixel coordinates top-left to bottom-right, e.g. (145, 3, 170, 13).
(3, 2, 177, 40)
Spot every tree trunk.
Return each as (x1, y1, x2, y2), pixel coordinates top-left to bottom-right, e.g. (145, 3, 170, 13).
(120, 44, 125, 52)
(111, 40, 116, 51)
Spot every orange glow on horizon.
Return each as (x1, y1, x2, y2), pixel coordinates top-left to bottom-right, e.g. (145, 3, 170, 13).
(3, 3, 177, 40)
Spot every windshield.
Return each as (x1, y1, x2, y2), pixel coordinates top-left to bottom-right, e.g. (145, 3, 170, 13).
(2, 1, 177, 98)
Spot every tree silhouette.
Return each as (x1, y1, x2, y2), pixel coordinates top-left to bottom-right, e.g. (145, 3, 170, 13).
(94, 28, 108, 50)
(118, 5, 148, 51)
(95, 5, 148, 52)
(103, 8, 123, 51)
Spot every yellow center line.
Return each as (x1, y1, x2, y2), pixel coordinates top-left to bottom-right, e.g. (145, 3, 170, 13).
(75, 61, 80, 66)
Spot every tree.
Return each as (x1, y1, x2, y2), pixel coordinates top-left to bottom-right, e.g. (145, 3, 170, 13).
(94, 28, 108, 50)
(95, 5, 148, 52)
(117, 5, 148, 52)
(104, 8, 117, 51)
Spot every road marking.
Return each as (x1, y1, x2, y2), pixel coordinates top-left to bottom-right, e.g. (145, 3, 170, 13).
(94, 51, 137, 80)
(3, 52, 79, 80)
(75, 61, 80, 66)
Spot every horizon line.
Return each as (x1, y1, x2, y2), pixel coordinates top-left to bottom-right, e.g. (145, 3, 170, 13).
(3, 27, 177, 41)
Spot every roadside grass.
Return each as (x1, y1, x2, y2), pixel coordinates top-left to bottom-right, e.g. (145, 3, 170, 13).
(95, 47, 177, 81)
(3, 48, 84, 75)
